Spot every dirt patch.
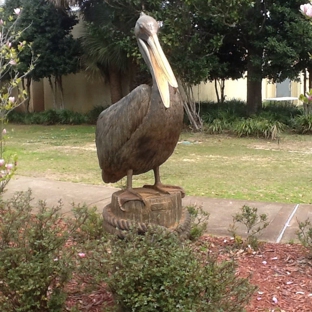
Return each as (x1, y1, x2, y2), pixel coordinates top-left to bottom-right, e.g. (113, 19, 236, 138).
(250, 139, 312, 154)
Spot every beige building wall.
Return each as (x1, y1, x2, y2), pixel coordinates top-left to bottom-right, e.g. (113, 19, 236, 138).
(192, 76, 302, 104)
(30, 80, 44, 112)
(193, 78, 248, 102)
(29, 73, 304, 113)
(31, 17, 120, 113)
(42, 73, 111, 113)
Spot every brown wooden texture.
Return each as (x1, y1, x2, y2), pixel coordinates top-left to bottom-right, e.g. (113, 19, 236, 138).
(103, 188, 190, 238)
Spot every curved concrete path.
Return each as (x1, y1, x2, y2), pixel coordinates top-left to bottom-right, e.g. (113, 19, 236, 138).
(3, 176, 312, 243)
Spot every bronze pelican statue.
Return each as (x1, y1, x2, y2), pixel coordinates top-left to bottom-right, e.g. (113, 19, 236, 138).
(96, 13, 184, 208)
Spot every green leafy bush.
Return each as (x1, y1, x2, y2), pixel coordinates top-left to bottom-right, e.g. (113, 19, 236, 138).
(297, 218, 312, 257)
(0, 189, 255, 312)
(70, 204, 105, 242)
(187, 204, 209, 241)
(228, 205, 269, 250)
(232, 117, 284, 139)
(8, 109, 88, 125)
(291, 114, 312, 134)
(205, 118, 229, 134)
(262, 101, 302, 126)
(0, 190, 73, 311)
(0, 190, 103, 312)
(200, 99, 246, 123)
(87, 105, 106, 124)
(6, 110, 26, 123)
(200, 100, 305, 137)
(78, 228, 256, 312)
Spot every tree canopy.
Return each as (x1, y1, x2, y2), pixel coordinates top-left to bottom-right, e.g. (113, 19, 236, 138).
(3, 0, 82, 109)
(17, 0, 312, 117)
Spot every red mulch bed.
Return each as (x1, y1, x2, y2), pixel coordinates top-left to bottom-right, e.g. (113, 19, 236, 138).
(65, 236, 312, 311)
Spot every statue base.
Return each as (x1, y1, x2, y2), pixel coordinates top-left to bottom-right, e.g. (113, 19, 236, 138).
(103, 188, 191, 239)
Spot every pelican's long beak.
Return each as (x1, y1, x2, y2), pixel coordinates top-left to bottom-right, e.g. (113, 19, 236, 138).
(138, 33, 178, 108)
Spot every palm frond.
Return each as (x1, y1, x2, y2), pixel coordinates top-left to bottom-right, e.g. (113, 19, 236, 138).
(47, 0, 77, 8)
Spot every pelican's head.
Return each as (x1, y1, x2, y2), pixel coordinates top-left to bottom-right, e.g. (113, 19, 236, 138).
(135, 13, 178, 108)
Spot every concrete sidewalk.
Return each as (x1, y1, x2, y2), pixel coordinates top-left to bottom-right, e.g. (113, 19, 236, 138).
(3, 176, 312, 243)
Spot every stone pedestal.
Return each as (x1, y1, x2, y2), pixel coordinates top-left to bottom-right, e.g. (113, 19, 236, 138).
(103, 188, 190, 238)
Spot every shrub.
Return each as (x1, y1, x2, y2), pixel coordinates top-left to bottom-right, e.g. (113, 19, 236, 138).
(200, 99, 246, 125)
(187, 204, 209, 241)
(291, 114, 312, 134)
(205, 118, 229, 134)
(262, 101, 302, 126)
(232, 117, 284, 139)
(87, 105, 106, 124)
(7, 110, 26, 123)
(228, 205, 269, 250)
(78, 228, 256, 312)
(70, 204, 105, 243)
(200, 100, 303, 137)
(0, 190, 103, 312)
(8, 108, 99, 125)
(297, 218, 312, 257)
(57, 109, 88, 125)
(40, 109, 88, 125)
(0, 190, 72, 311)
(9, 109, 78, 125)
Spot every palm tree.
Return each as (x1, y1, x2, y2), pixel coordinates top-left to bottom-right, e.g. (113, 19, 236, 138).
(49, 0, 140, 105)
(81, 22, 129, 104)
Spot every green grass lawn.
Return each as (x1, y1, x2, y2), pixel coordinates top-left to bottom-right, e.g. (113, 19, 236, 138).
(4, 124, 312, 204)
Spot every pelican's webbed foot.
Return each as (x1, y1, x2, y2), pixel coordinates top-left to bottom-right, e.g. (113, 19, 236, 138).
(143, 182, 185, 198)
(117, 189, 152, 211)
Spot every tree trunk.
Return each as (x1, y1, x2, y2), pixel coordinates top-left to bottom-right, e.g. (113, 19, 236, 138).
(48, 77, 57, 109)
(308, 67, 312, 90)
(25, 77, 31, 112)
(246, 59, 262, 116)
(179, 81, 203, 131)
(56, 76, 64, 109)
(21, 77, 31, 112)
(214, 79, 220, 103)
(220, 79, 225, 104)
(304, 69, 307, 95)
(108, 66, 123, 104)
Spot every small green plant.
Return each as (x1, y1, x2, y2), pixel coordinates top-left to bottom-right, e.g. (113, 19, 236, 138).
(70, 204, 105, 242)
(79, 228, 256, 312)
(292, 114, 312, 134)
(205, 118, 228, 134)
(186, 204, 209, 241)
(228, 205, 269, 250)
(297, 218, 312, 257)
